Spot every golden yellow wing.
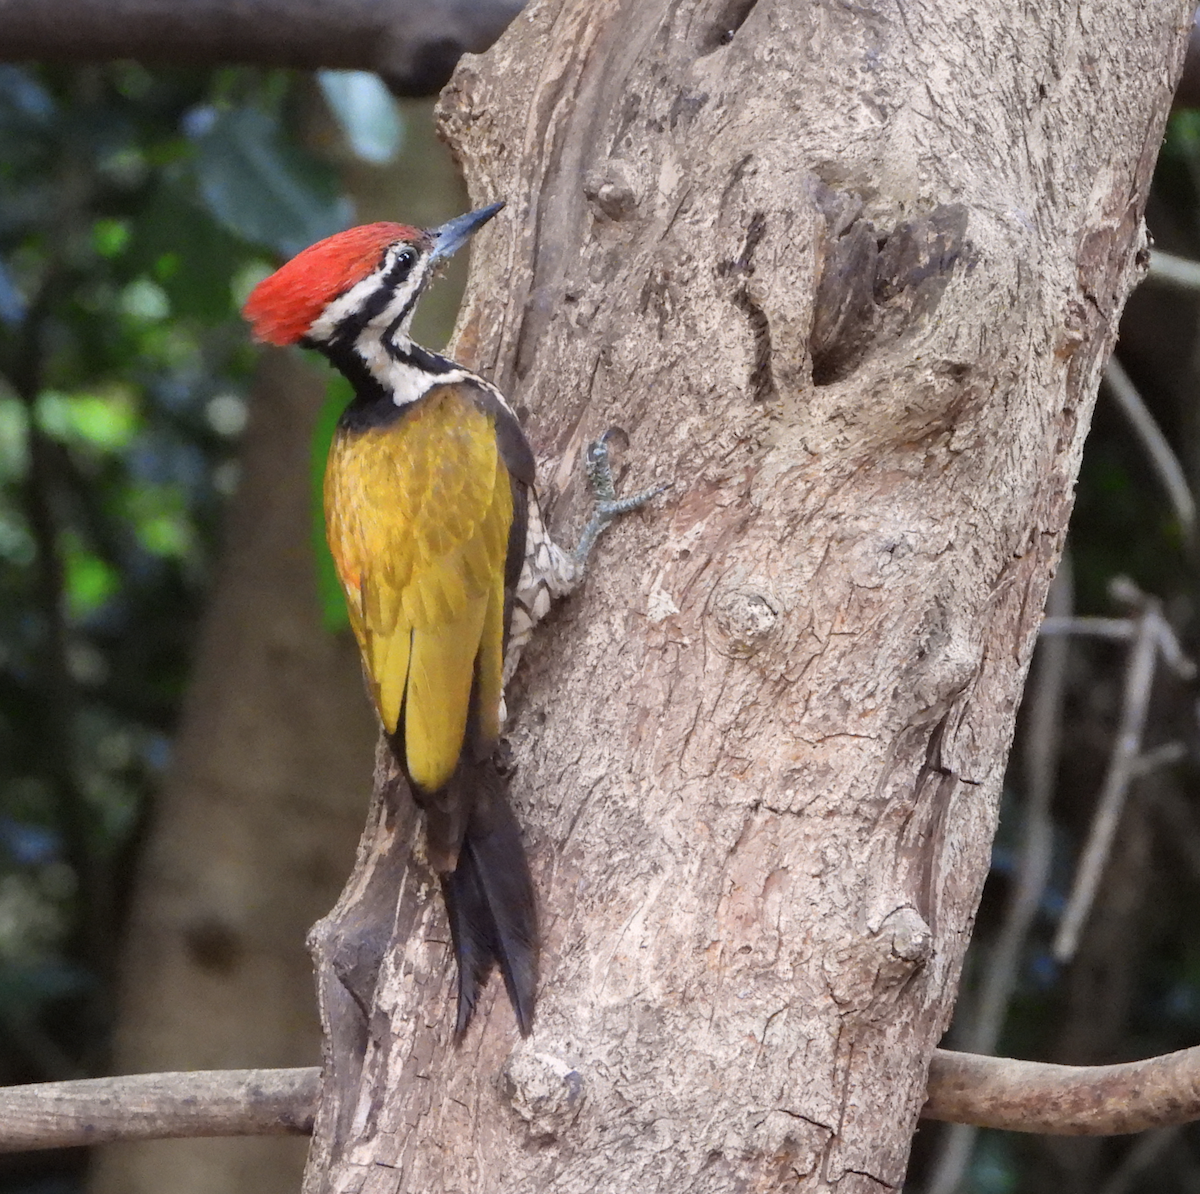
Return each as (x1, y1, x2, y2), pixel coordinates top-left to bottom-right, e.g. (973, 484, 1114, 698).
(323, 385, 513, 793)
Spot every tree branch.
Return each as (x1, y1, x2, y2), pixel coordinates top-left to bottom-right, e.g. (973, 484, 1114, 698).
(1147, 249, 1200, 291)
(922, 1047, 1200, 1136)
(7, 1046, 1200, 1152)
(0, 0, 524, 96)
(1053, 590, 1168, 961)
(1103, 357, 1196, 536)
(0, 1068, 320, 1152)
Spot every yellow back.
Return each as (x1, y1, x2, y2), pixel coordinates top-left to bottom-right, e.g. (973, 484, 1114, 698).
(323, 386, 512, 793)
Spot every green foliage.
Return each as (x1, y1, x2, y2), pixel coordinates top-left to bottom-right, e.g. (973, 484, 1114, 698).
(191, 104, 351, 256)
(0, 64, 349, 1123)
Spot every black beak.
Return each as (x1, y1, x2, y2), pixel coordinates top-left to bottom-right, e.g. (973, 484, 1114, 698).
(429, 201, 505, 262)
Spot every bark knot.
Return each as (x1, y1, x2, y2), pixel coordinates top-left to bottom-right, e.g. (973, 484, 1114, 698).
(585, 162, 638, 221)
(711, 579, 782, 655)
(875, 905, 933, 972)
(501, 1048, 586, 1139)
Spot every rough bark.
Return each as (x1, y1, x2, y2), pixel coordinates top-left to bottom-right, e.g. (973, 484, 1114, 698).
(303, 1, 1193, 1191)
(89, 351, 374, 1194)
(0, 0, 524, 96)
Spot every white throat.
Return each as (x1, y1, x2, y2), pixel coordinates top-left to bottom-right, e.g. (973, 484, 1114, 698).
(356, 327, 471, 408)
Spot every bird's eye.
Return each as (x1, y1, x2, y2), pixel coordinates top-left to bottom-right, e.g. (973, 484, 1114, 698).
(383, 245, 419, 289)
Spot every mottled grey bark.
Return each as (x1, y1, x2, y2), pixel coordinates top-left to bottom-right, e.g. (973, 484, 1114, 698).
(302, 1, 1193, 1190)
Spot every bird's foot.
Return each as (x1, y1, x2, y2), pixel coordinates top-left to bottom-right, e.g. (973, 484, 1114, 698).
(572, 429, 669, 567)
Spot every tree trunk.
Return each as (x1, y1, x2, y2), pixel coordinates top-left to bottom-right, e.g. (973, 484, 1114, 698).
(90, 350, 375, 1194)
(304, 1, 1193, 1190)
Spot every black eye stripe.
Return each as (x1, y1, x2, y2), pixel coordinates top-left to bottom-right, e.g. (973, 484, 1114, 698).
(383, 247, 418, 288)
(335, 246, 420, 335)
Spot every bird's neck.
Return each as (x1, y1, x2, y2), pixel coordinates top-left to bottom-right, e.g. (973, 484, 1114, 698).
(321, 328, 474, 417)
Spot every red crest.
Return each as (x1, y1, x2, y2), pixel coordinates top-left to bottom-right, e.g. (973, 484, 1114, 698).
(243, 222, 421, 346)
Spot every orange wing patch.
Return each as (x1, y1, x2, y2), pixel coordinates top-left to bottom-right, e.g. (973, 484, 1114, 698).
(324, 386, 513, 793)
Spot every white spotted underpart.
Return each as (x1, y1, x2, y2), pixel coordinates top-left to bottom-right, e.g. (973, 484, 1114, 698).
(504, 490, 583, 690)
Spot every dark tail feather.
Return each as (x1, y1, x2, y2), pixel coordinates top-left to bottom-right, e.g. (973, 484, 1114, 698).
(440, 863, 497, 1037)
(440, 763, 538, 1038)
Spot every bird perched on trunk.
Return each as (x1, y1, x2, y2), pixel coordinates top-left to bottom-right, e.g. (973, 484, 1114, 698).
(242, 202, 662, 1038)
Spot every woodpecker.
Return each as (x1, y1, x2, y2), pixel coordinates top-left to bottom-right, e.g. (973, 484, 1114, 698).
(242, 202, 661, 1038)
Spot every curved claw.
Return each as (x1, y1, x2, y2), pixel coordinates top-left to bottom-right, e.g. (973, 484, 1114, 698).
(593, 481, 672, 519)
(573, 436, 669, 567)
(596, 425, 631, 453)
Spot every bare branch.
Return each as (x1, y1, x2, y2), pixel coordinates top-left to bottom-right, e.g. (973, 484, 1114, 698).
(0, 0, 524, 96)
(1130, 741, 1187, 777)
(924, 1047, 1200, 1136)
(5, 1046, 1200, 1151)
(1103, 358, 1196, 536)
(1152, 617, 1197, 680)
(1053, 596, 1162, 961)
(0, 1068, 319, 1153)
(1040, 615, 1134, 641)
(1147, 249, 1200, 292)
(1039, 613, 1194, 679)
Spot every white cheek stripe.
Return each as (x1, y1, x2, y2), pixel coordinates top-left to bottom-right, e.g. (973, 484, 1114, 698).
(305, 256, 519, 414)
(307, 255, 426, 344)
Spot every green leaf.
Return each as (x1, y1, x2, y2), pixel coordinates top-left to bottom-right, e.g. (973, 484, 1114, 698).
(35, 387, 139, 453)
(92, 218, 131, 259)
(124, 484, 194, 559)
(63, 537, 119, 619)
(317, 71, 405, 164)
(191, 105, 350, 257)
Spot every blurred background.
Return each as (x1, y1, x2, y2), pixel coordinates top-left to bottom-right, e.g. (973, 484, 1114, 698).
(0, 65, 468, 1194)
(908, 63, 1200, 1194)
(0, 43, 1197, 1194)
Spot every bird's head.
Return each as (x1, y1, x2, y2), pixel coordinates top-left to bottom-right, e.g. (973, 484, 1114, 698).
(242, 201, 504, 349)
